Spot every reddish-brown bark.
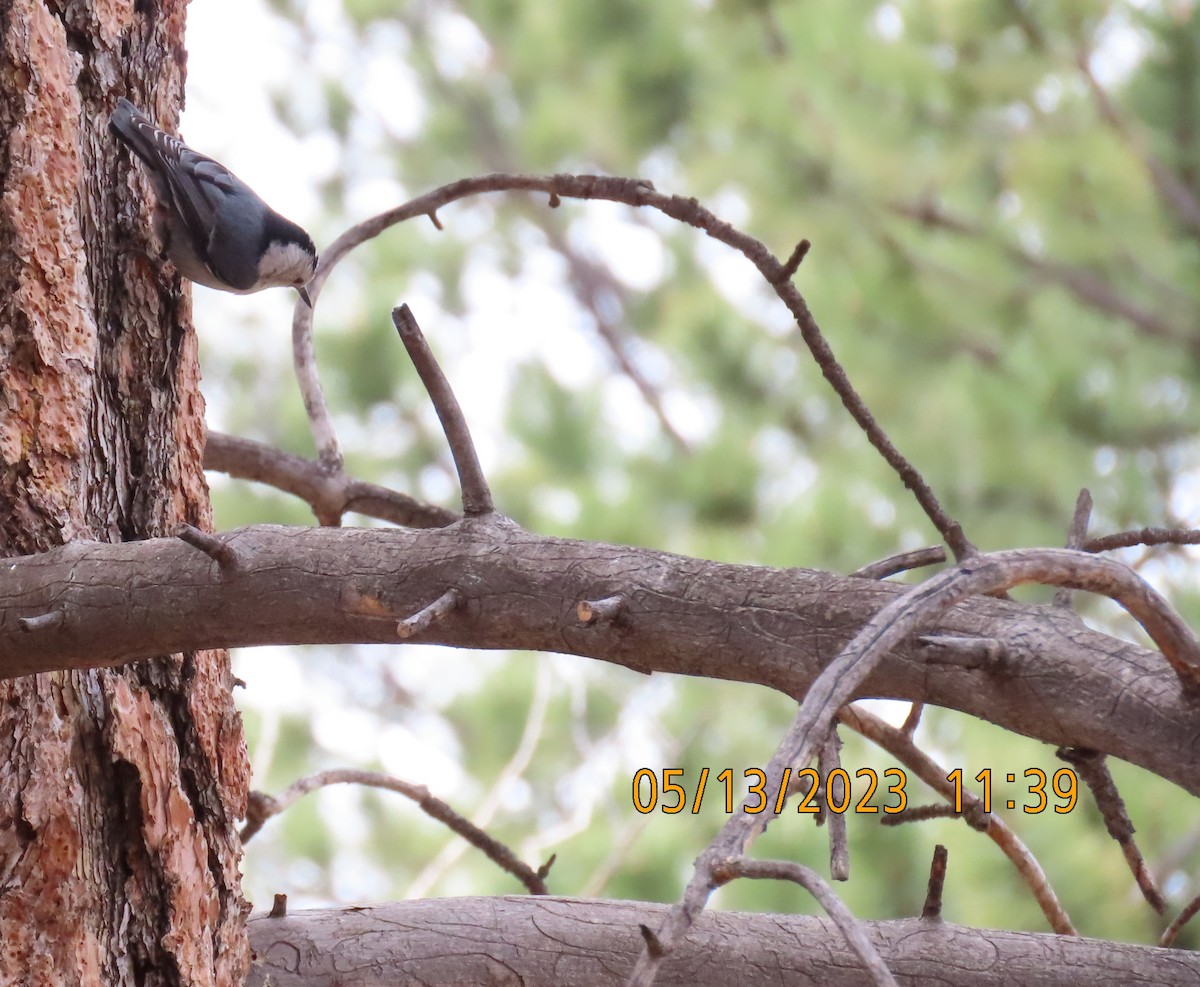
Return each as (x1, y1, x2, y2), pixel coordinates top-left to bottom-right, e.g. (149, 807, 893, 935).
(0, 2, 249, 983)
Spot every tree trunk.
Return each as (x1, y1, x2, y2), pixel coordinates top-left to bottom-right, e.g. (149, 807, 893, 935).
(0, 2, 249, 984)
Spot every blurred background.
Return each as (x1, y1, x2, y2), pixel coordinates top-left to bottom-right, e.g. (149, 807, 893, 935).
(184, 0, 1200, 944)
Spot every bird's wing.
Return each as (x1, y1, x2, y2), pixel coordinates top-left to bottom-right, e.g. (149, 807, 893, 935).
(110, 99, 246, 285)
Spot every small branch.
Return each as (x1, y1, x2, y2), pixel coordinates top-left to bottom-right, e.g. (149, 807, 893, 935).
(18, 611, 63, 633)
(768, 275, 974, 558)
(779, 238, 811, 280)
(1068, 488, 1094, 545)
(392, 305, 494, 517)
(921, 845, 948, 920)
(818, 729, 849, 881)
(1084, 527, 1200, 553)
(175, 523, 239, 576)
(711, 857, 897, 987)
(1056, 489, 1094, 607)
(268, 893, 287, 919)
(204, 432, 457, 529)
(576, 594, 626, 625)
(1055, 488, 1093, 608)
(242, 768, 549, 894)
(637, 548, 1107, 981)
(1057, 747, 1166, 914)
(900, 702, 923, 738)
(397, 588, 461, 640)
(851, 546, 947, 580)
(291, 297, 343, 473)
(1162, 894, 1200, 948)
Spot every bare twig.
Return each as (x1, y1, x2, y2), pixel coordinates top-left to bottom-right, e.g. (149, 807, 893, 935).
(392, 305, 494, 517)
(900, 702, 924, 738)
(851, 546, 947, 580)
(937, 550, 1200, 687)
(1057, 747, 1166, 913)
(839, 703, 1075, 934)
(780, 238, 812, 280)
(398, 588, 461, 639)
(268, 893, 287, 918)
(175, 523, 239, 576)
(818, 729, 850, 881)
(290, 299, 343, 473)
(1055, 488, 1093, 608)
(712, 857, 897, 987)
(1084, 527, 1200, 553)
(922, 845, 948, 920)
(241, 768, 549, 894)
(1162, 894, 1200, 948)
(204, 431, 456, 529)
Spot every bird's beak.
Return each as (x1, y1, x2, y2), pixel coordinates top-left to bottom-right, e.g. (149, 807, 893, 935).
(296, 285, 312, 307)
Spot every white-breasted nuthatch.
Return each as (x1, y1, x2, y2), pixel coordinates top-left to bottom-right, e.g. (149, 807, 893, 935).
(109, 98, 317, 305)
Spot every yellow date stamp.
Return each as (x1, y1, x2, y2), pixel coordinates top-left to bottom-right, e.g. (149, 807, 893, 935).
(631, 767, 1079, 815)
(632, 767, 909, 815)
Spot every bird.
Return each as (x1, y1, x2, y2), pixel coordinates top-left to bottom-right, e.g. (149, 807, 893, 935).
(109, 97, 317, 305)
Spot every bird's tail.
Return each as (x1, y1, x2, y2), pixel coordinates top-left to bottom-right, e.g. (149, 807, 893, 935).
(108, 98, 183, 175)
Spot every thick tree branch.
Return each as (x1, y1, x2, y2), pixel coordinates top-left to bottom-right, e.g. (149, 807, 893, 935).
(244, 896, 1200, 987)
(2, 526, 1199, 794)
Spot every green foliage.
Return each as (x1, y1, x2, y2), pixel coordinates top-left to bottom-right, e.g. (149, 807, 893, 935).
(202, 0, 1200, 944)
